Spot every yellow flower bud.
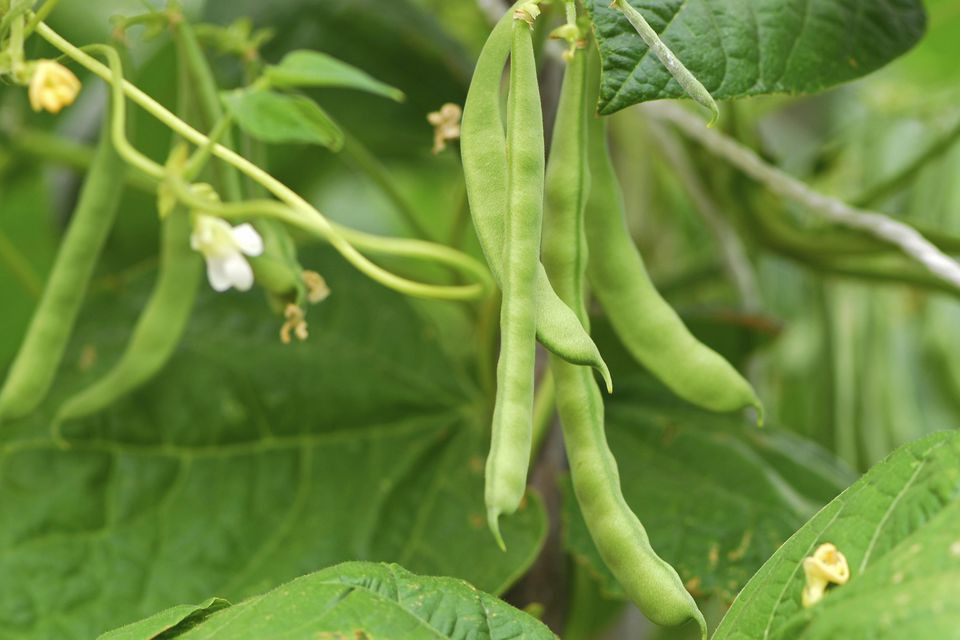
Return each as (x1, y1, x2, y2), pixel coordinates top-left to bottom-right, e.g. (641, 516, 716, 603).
(802, 543, 850, 608)
(28, 60, 82, 114)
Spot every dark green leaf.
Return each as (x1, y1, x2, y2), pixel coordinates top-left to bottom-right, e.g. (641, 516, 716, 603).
(266, 50, 405, 102)
(0, 251, 546, 638)
(99, 562, 558, 640)
(222, 89, 344, 149)
(587, 0, 927, 114)
(714, 431, 960, 640)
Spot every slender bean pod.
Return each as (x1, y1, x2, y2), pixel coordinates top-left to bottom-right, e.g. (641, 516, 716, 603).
(484, 12, 544, 548)
(0, 116, 124, 422)
(54, 207, 202, 426)
(585, 106, 762, 419)
(545, 40, 706, 638)
(461, 1, 612, 391)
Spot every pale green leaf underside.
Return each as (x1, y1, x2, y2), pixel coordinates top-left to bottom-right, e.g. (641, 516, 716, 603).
(714, 431, 960, 640)
(0, 253, 547, 639)
(266, 50, 405, 102)
(97, 598, 229, 640)
(222, 89, 345, 149)
(587, 0, 927, 114)
(99, 562, 558, 640)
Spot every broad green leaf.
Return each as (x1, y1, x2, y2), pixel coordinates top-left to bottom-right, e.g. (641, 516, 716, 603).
(562, 320, 854, 602)
(222, 89, 344, 149)
(0, 251, 546, 639)
(713, 431, 960, 640)
(266, 50, 405, 102)
(97, 598, 229, 640)
(587, 0, 927, 115)
(99, 562, 558, 639)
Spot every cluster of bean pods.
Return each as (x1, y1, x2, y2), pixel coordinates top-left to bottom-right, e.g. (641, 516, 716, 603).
(462, 2, 762, 636)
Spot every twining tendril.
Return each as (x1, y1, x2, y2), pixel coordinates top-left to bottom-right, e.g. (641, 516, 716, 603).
(36, 22, 493, 302)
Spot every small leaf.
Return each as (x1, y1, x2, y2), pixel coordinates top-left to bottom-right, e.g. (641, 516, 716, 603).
(587, 0, 927, 114)
(713, 431, 960, 640)
(266, 50, 405, 102)
(99, 563, 558, 640)
(222, 89, 344, 150)
(97, 599, 229, 640)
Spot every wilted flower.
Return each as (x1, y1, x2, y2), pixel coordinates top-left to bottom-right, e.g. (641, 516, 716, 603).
(802, 543, 850, 608)
(190, 215, 264, 292)
(280, 303, 309, 344)
(302, 270, 330, 304)
(29, 60, 81, 114)
(427, 103, 462, 154)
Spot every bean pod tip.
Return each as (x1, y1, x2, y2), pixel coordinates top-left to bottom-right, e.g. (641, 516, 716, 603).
(487, 507, 507, 552)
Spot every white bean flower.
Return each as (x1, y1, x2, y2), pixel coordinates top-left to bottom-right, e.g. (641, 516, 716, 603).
(190, 215, 264, 292)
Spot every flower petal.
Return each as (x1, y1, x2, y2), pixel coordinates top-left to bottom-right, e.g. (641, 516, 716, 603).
(232, 224, 264, 257)
(206, 256, 234, 292)
(222, 252, 255, 291)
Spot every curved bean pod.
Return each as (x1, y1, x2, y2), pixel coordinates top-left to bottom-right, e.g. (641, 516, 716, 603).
(54, 208, 202, 425)
(585, 106, 762, 418)
(484, 14, 544, 547)
(461, 1, 611, 391)
(0, 119, 124, 422)
(544, 42, 707, 638)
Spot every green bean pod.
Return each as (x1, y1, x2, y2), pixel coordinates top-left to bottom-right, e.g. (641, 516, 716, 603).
(54, 208, 202, 424)
(0, 119, 124, 422)
(585, 112, 762, 418)
(484, 15, 544, 547)
(544, 42, 706, 638)
(461, 1, 611, 392)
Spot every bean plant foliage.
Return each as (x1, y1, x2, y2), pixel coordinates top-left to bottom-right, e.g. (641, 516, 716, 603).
(589, 0, 928, 114)
(1, 0, 959, 638)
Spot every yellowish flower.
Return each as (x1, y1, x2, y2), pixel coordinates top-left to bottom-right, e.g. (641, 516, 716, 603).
(29, 60, 81, 114)
(802, 543, 850, 608)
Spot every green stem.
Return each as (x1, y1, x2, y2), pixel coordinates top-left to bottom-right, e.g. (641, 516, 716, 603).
(653, 102, 960, 290)
(24, 0, 59, 36)
(37, 23, 488, 301)
(171, 15, 244, 202)
(168, 178, 493, 299)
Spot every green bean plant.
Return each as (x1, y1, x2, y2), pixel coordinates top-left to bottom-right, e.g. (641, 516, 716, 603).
(0, 0, 958, 638)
